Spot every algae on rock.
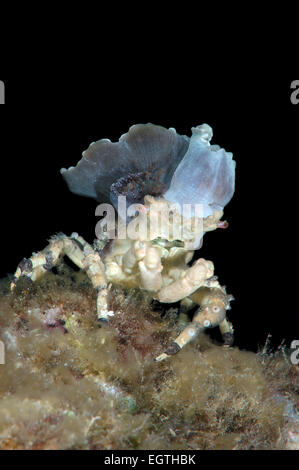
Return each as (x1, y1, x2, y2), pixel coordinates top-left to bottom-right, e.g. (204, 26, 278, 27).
(0, 267, 298, 450)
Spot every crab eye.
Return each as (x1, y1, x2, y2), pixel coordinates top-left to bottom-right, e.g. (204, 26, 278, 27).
(212, 306, 220, 313)
(203, 320, 211, 327)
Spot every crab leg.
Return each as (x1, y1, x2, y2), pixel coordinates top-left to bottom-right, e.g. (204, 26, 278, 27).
(11, 233, 113, 322)
(219, 318, 234, 346)
(11, 235, 78, 288)
(155, 287, 230, 362)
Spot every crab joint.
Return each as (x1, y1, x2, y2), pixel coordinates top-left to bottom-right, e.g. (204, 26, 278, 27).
(154, 323, 203, 362)
(222, 331, 234, 346)
(43, 251, 54, 270)
(154, 341, 182, 362)
(219, 318, 234, 346)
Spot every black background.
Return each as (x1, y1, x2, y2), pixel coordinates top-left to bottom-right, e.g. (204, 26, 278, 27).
(0, 72, 297, 354)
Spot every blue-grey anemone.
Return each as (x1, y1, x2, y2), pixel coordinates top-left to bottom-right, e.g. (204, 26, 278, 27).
(61, 123, 235, 218)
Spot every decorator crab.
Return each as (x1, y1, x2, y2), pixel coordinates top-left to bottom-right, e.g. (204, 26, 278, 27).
(11, 123, 236, 362)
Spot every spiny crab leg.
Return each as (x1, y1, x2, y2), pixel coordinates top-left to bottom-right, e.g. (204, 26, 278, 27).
(154, 321, 204, 362)
(155, 287, 233, 362)
(11, 233, 114, 323)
